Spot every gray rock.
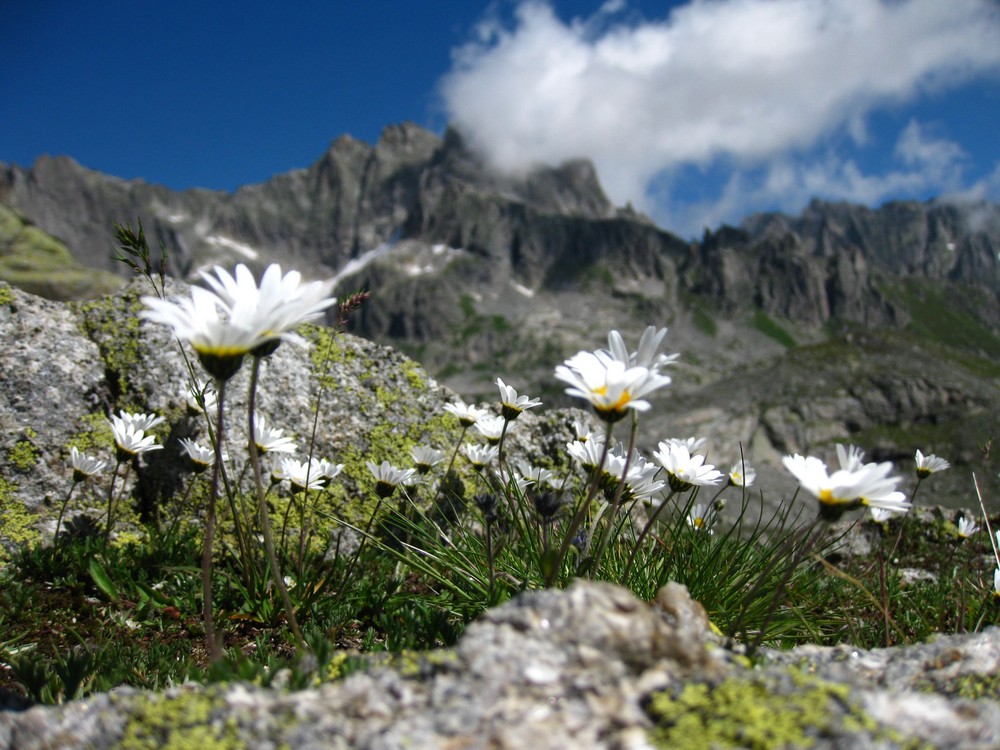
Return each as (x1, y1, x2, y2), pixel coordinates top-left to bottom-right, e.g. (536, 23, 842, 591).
(1, 581, 998, 749)
(0, 278, 594, 555)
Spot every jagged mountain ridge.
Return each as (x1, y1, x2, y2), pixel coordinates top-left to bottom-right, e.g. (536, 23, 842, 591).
(0, 124, 622, 280)
(2, 122, 999, 509)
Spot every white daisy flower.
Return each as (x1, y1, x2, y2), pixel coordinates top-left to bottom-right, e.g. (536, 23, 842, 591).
(869, 507, 896, 523)
(496, 377, 541, 421)
(474, 415, 508, 445)
(555, 350, 671, 423)
(687, 502, 718, 534)
(313, 458, 344, 486)
(275, 458, 326, 493)
(411, 445, 445, 473)
(567, 437, 607, 472)
(654, 441, 723, 492)
(109, 414, 162, 458)
(463, 443, 498, 470)
(443, 399, 488, 428)
(957, 516, 979, 538)
(728, 459, 756, 488)
(178, 437, 215, 471)
(782, 453, 910, 520)
(253, 414, 297, 455)
(142, 263, 336, 379)
(69, 446, 107, 482)
(366, 460, 416, 498)
(915, 449, 950, 478)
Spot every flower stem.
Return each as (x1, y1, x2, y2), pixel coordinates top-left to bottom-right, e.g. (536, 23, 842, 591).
(246, 355, 304, 649)
(545, 420, 614, 587)
(202, 378, 227, 662)
(589, 411, 639, 576)
(55, 483, 78, 541)
(103, 459, 126, 548)
(484, 515, 496, 602)
(621, 488, 677, 584)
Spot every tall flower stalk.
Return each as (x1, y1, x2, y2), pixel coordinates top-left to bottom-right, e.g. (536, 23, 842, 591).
(546, 328, 674, 585)
(202, 378, 228, 660)
(104, 412, 163, 547)
(247, 355, 303, 648)
(141, 262, 336, 658)
(56, 447, 107, 540)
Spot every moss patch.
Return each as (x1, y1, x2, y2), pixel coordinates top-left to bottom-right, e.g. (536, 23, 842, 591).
(751, 308, 797, 348)
(0, 477, 40, 561)
(0, 205, 122, 301)
(75, 288, 148, 406)
(646, 671, 886, 750)
(7, 436, 39, 472)
(118, 689, 248, 750)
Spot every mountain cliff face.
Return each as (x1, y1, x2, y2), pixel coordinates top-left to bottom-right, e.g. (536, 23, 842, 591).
(2, 122, 999, 509)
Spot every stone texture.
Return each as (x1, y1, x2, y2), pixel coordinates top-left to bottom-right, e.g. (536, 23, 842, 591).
(1, 581, 998, 749)
(0, 278, 590, 555)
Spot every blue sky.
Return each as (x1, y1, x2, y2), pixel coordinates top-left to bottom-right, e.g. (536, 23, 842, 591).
(3, 0, 1000, 237)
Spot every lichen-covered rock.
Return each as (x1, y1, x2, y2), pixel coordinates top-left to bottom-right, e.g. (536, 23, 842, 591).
(0, 282, 107, 552)
(1, 581, 998, 749)
(0, 581, 720, 749)
(0, 279, 574, 557)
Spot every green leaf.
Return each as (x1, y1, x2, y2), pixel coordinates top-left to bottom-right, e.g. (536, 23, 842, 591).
(88, 557, 120, 601)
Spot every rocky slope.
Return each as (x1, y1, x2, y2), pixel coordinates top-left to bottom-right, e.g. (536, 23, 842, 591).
(2, 123, 999, 509)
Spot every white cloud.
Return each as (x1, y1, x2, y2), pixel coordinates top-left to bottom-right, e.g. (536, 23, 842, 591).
(656, 124, 972, 234)
(441, 0, 1000, 233)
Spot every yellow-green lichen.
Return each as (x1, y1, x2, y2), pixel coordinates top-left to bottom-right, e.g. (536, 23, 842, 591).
(0, 478, 40, 559)
(76, 288, 148, 401)
(918, 670, 1000, 701)
(304, 323, 357, 391)
(646, 671, 878, 750)
(67, 412, 115, 453)
(7, 437, 38, 472)
(300, 322, 464, 527)
(118, 689, 246, 750)
(0, 282, 14, 306)
(401, 359, 429, 393)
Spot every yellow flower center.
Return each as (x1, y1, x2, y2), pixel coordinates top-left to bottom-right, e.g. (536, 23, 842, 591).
(593, 385, 632, 411)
